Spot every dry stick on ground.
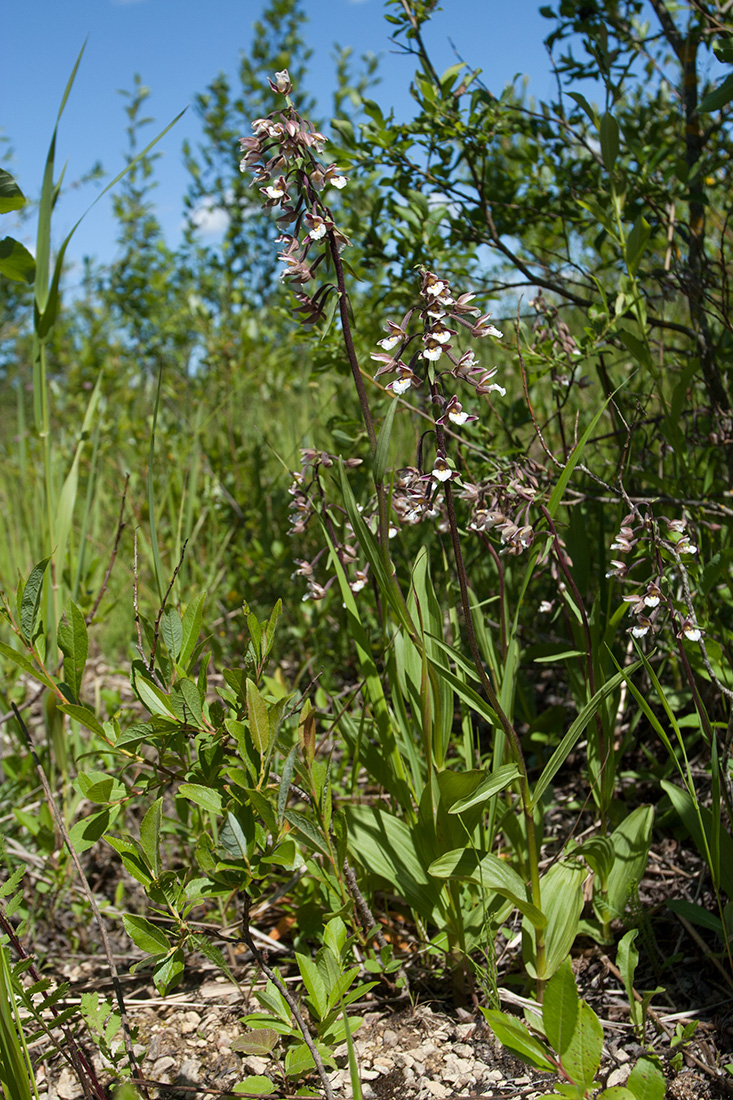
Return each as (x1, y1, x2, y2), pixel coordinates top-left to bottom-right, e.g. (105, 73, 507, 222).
(11, 703, 150, 1100)
(601, 950, 733, 1095)
(240, 892, 336, 1100)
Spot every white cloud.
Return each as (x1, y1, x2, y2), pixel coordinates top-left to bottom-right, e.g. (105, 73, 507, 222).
(189, 203, 231, 239)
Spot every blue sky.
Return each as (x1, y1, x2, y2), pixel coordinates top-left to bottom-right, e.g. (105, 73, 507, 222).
(3, 1, 561, 275)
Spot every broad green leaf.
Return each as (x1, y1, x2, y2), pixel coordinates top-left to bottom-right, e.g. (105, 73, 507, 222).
(284, 808, 332, 858)
(69, 807, 118, 853)
(346, 805, 444, 920)
(152, 946, 184, 995)
(76, 770, 126, 804)
(58, 600, 88, 701)
(122, 914, 171, 955)
(0, 169, 26, 213)
(57, 703, 106, 738)
(481, 1010, 555, 1072)
(178, 783, 223, 815)
(599, 806, 654, 922)
(448, 763, 520, 813)
(139, 798, 162, 878)
(626, 214, 651, 276)
(247, 678, 271, 754)
(179, 592, 205, 669)
(0, 236, 35, 283)
(20, 557, 50, 642)
(543, 959, 579, 1056)
(699, 72, 733, 112)
(170, 677, 204, 728)
(523, 861, 585, 981)
(132, 668, 176, 718)
(626, 1056, 665, 1100)
(219, 812, 251, 860)
(160, 606, 183, 661)
(233, 1078, 275, 1096)
(285, 1042, 317, 1076)
(574, 836, 614, 884)
(296, 953, 328, 1020)
(560, 999, 603, 1090)
(104, 835, 153, 887)
(599, 111, 619, 171)
(430, 849, 546, 930)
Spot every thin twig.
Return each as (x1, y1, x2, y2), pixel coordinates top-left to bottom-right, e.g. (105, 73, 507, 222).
(133, 528, 145, 666)
(240, 893, 336, 1100)
(148, 538, 189, 674)
(86, 475, 129, 626)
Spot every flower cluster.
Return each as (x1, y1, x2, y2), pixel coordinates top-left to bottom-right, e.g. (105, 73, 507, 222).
(240, 69, 349, 300)
(606, 509, 702, 641)
(287, 449, 366, 600)
(530, 292, 583, 381)
(460, 460, 542, 555)
(370, 270, 505, 409)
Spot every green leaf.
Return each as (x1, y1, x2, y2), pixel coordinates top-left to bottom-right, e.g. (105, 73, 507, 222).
(160, 606, 183, 661)
(58, 600, 88, 701)
(153, 946, 185, 995)
(567, 91, 597, 124)
(296, 953, 328, 1020)
(20, 557, 50, 642)
(57, 703, 106, 738)
(346, 805, 444, 920)
(122, 914, 171, 955)
(0, 236, 36, 283)
(178, 783, 223, 815)
(219, 812, 251, 860)
(139, 798, 163, 878)
(600, 806, 654, 921)
(247, 678, 271, 755)
(575, 836, 615, 883)
(285, 1042, 317, 1076)
(69, 807, 119, 853)
(448, 763, 520, 813)
(0, 169, 26, 213)
(625, 214, 651, 276)
(699, 72, 733, 112)
(531, 663, 641, 808)
(599, 111, 619, 171)
(132, 667, 176, 718)
(481, 1009, 556, 1072)
(0, 641, 55, 689)
(665, 899, 723, 935)
(233, 1078, 275, 1096)
(661, 780, 733, 898)
(170, 677, 204, 728)
(560, 999, 603, 1090)
(430, 849, 546, 929)
(522, 861, 585, 981)
(543, 959, 579, 1056)
(179, 593, 205, 669)
(626, 1056, 665, 1100)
